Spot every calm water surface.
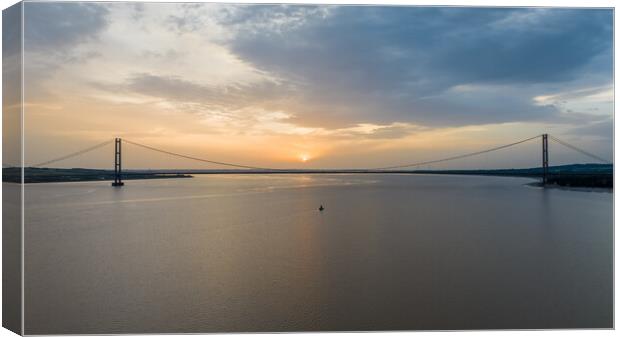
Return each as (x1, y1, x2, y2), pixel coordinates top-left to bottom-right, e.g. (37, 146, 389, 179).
(24, 174, 613, 333)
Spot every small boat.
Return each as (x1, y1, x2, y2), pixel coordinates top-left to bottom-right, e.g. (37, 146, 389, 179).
(319, 205, 324, 211)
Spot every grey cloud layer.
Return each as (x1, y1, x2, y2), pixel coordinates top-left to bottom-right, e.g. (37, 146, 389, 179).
(124, 73, 293, 111)
(22, 3, 613, 136)
(218, 6, 612, 128)
(23, 2, 110, 100)
(24, 2, 109, 52)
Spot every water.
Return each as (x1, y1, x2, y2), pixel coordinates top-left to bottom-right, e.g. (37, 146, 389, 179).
(23, 174, 613, 333)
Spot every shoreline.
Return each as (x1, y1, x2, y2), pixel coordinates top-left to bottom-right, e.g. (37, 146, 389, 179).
(4, 171, 612, 190)
(3, 164, 612, 188)
(526, 182, 613, 193)
(3, 173, 192, 184)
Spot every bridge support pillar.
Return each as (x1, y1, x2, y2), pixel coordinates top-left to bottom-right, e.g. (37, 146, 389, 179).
(542, 134, 549, 185)
(112, 138, 124, 187)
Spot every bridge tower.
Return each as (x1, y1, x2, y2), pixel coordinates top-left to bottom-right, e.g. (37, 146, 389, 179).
(542, 133, 549, 185)
(112, 138, 124, 187)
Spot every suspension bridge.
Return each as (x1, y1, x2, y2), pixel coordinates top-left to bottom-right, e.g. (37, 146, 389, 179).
(27, 133, 612, 187)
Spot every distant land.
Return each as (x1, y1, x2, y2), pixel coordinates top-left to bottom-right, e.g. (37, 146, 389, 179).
(2, 167, 191, 184)
(1, 164, 612, 188)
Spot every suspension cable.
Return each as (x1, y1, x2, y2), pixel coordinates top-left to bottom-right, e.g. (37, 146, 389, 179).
(549, 135, 612, 164)
(370, 134, 542, 170)
(122, 139, 280, 170)
(29, 134, 610, 171)
(31, 139, 114, 168)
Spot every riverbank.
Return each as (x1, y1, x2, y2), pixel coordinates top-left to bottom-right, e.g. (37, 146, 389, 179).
(2, 167, 192, 183)
(527, 182, 612, 193)
(2, 164, 612, 188)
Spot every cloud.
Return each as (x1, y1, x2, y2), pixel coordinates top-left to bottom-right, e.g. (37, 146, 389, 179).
(332, 123, 428, 140)
(429, 8, 612, 84)
(120, 72, 293, 111)
(88, 72, 303, 136)
(566, 118, 613, 139)
(23, 3, 110, 100)
(218, 6, 612, 128)
(3, 3, 22, 110)
(16, 3, 614, 168)
(24, 2, 109, 52)
(22, 3, 614, 146)
(2, 3, 22, 59)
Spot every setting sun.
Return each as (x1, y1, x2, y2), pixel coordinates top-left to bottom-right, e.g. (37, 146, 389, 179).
(299, 154, 310, 162)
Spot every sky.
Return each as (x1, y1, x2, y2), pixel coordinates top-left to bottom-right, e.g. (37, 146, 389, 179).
(14, 3, 614, 170)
